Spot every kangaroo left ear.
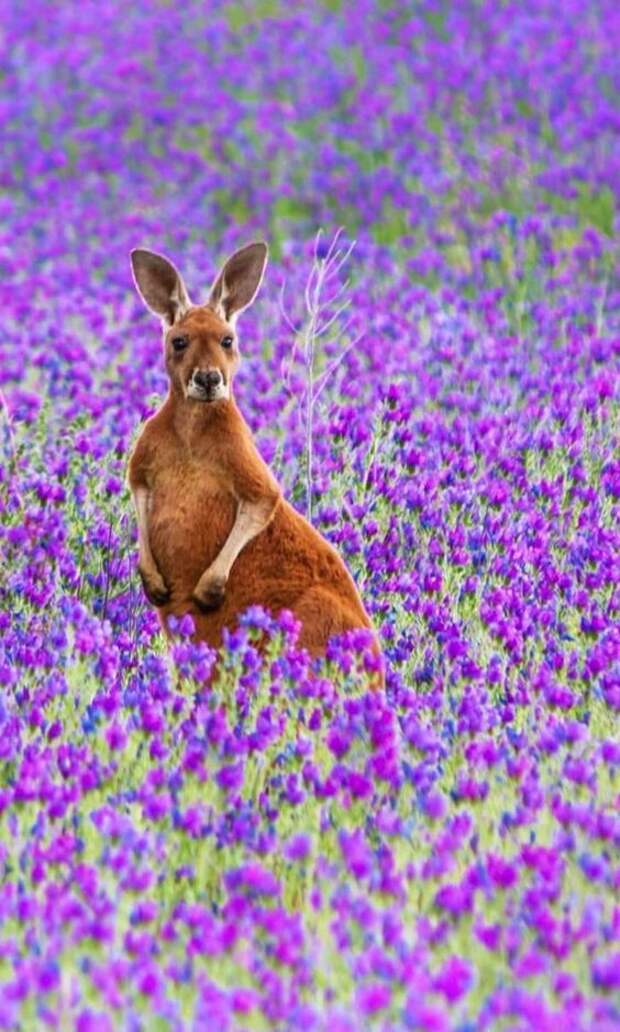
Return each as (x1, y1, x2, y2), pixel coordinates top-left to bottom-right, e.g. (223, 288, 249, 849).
(207, 242, 268, 324)
(130, 249, 192, 327)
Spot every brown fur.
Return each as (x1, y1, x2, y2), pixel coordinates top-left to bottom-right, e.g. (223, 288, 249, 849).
(127, 246, 383, 686)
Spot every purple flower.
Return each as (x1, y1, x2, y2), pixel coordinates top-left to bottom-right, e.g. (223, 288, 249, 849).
(356, 983, 391, 1014)
(230, 987, 259, 1013)
(339, 829, 373, 879)
(486, 853, 518, 890)
(284, 834, 311, 862)
(434, 882, 474, 917)
(75, 1012, 114, 1032)
(224, 864, 280, 898)
(326, 726, 352, 759)
(592, 953, 620, 990)
(216, 762, 244, 794)
(105, 722, 127, 751)
(432, 956, 473, 1002)
(423, 790, 447, 821)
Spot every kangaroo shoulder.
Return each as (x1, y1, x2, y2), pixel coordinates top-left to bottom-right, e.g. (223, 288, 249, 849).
(128, 406, 172, 482)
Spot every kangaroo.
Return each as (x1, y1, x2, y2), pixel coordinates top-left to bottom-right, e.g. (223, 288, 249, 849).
(127, 242, 383, 684)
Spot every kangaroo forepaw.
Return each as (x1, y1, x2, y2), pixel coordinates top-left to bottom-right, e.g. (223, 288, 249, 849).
(138, 565, 171, 607)
(192, 572, 227, 612)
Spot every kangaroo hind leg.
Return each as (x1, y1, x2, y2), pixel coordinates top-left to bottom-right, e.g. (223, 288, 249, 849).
(294, 586, 384, 689)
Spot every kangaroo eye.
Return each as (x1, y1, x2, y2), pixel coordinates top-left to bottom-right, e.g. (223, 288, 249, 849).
(221, 336, 234, 350)
(171, 336, 189, 353)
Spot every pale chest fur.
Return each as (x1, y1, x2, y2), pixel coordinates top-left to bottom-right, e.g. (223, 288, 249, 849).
(147, 456, 236, 599)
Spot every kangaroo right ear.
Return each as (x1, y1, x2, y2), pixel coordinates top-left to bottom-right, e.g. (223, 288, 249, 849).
(130, 249, 192, 327)
(207, 241, 268, 324)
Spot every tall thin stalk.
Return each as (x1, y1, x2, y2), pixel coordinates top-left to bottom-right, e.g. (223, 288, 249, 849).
(280, 228, 360, 522)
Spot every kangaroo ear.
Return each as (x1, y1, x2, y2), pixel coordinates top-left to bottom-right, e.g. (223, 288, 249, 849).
(130, 249, 192, 327)
(207, 242, 268, 324)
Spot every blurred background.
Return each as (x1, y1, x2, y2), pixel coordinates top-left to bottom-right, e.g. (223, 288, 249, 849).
(2, 0, 618, 274)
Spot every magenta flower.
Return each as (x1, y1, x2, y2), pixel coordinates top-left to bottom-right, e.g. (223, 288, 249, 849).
(434, 882, 474, 917)
(356, 982, 391, 1014)
(339, 829, 374, 880)
(105, 721, 127, 751)
(486, 853, 518, 890)
(432, 956, 473, 1002)
(284, 834, 311, 862)
(592, 953, 620, 991)
(216, 762, 244, 794)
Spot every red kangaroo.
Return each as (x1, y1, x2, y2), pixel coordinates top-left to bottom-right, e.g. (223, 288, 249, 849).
(127, 242, 382, 683)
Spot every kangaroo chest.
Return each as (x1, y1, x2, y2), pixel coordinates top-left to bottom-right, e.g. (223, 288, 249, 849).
(147, 460, 236, 591)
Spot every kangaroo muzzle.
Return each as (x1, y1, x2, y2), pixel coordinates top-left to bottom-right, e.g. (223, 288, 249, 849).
(187, 368, 229, 402)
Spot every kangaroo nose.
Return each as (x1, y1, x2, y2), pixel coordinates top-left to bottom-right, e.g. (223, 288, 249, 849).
(194, 369, 222, 390)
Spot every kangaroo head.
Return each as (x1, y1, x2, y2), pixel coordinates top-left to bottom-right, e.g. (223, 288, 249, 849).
(130, 242, 268, 404)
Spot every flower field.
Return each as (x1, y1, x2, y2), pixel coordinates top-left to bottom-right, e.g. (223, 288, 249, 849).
(1, 1, 620, 1028)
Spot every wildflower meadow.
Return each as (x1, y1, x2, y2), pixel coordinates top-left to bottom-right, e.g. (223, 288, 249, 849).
(1, 2, 620, 1029)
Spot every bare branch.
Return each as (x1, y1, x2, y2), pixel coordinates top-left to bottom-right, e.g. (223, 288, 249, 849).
(279, 228, 356, 522)
(325, 238, 356, 281)
(315, 297, 352, 338)
(313, 227, 325, 263)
